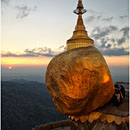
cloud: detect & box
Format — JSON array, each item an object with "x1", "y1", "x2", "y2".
[
  {"x1": 86, "y1": 14, "x2": 114, "y2": 23},
  {"x1": 16, "y1": 5, "x2": 37, "y2": 19},
  {"x1": 1, "y1": 52, "x2": 36, "y2": 57},
  {"x1": 86, "y1": 15, "x2": 102, "y2": 23},
  {"x1": 95, "y1": 40, "x2": 128, "y2": 56},
  {"x1": 86, "y1": 16, "x2": 96, "y2": 23},
  {"x1": 87, "y1": 9, "x2": 98, "y2": 14},
  {"x1": 91, "y1": 26, "x2": 129, "y2": 46},
  {"x1": 97, "y1": 16, "x2": 102, "y2": 20},
  {"x1": 94, "y1": 39, "x2": 128, "y2": 56},
  {"x1": 101, "y1": 17, "x2": 113, "y2": 21},
  {"x1": 87, "y1": 9, "x2": 103, "y2": 14},
  {"x1": 117, "y1": 37, "x2": 126, "y2": 45},
  {"x1": 1, "y1": 0, "x2": 37, "y2": 19},
  {"x1": 120, "y1": 27, "x2": 129, "y2": 38},
  {"x1": 91, "y1": 25, "x2": 118, "y2": 40},
  {"x1": 2, "y1": 52, "x2": 18, "y2": 57},
  {"x1": 117, "y1": 26, "x2": 129, "y2": 45},
  {"x1": 90, "y1": 25, "x2": 129, "y2": 56},
  {"x1": 2, "y1": 46, "x2": 66, "y2": 58},
  {"x1": 119, "y1": 15, "x2": 128, "y2": 19},
  {"x1": 110, "y1": 38, "x2": 116, "y2": 43},
  {"x1": 1, "y1": 0, "x2": 9, "y2": 4},
  {"x1": 24, "y1": 47, "x2": 55, "y2": 57},
  {"x1": 101, "y1": 48, "x2": 129, "y2": 56},
  {"x1": 99, "y1": 38, "x2": 112, "y2": 49},
  {"x1": 2, "y1": 42, "x2": 129, "y2": 57},
  {"x1": 59, "y1": 45, "x2": 64, "y2": 49}
]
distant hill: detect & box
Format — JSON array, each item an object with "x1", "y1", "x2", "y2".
[
  {"x1": 2, "y1": 80, "x2": 67, "y2": 130},
  {"x1": 1, "y1": 75, "x2": 45, "y2": 83}
]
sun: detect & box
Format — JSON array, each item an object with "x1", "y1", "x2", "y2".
[{"x1": 8, "y1": 66, "x2": 12, "y2": 70}]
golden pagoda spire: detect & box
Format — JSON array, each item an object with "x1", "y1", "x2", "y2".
[{"x1": 66, "y1": 0, "x2": 94, "y2": 51}]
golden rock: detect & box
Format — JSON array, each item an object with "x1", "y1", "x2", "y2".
[{"x1": 46, "y1": 47, "x2": 115, "y2": 116}]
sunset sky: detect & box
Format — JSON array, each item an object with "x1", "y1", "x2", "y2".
[{"x1": 1, "y1": 0, "x2": 129, "y2": 82}]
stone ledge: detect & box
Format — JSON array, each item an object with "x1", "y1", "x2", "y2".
[{"x1": 32, "y1": 120, "x2": 71, "y2": 130}]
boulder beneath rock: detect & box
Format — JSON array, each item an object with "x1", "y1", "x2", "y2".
[
  {"x1": 46, "y1": 47, "x2": 115, "y2": 116},
  {"x1": 71, "y1": 120, "x2": 129, "y2": 130},
  {"x1": 69, "y1": 96, "x2": 129, "y2": 130}
]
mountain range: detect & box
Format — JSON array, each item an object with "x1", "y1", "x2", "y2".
[{"x1": 2, "y1": 80, "x2": 67, "y2": 130}]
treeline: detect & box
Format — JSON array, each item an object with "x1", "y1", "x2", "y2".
[{"x1": 2, "y1": 80, "x2": 67, "y2": 130}]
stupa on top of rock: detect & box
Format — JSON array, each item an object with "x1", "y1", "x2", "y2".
[
  {"x1": 46, "y1": 0, "x2": 115, "y2": 116},
  {"x1": 44, "y1": 0, "x2": 129, "y2": 130},
  {"x1": 67, "y1": 0, "x2": 94, "y2": 50}
]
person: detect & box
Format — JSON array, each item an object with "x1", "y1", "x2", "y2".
[
  {"x1": 114, "y1": 84, "x2": 119, "y2": 89},
  {"x1": 112, "y1": 84, "x2": 126, "y2": 106},
  {"x1": 119, "y1": 85, "x2": 125, "y2": 104},
  {"x1": 112, "y1": 84, "x2": 121, "y2": 106},
  {"x1": 120, "y1": 85, "x2": 125, "y2": 98}
]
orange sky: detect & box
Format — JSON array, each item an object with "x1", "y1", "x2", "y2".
[
  {"x1": 1, "y1": 56, "x2": 52, "y2": 67},
  {"x1": 104, "y1": 55, "x2": 129, "y2": 66},
  {"x1": 1, "y1": 55, "x2": 129, "y2": 67}
]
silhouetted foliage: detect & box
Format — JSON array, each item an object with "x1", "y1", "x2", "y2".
[{"x1": 2, "y1": 80, "x2": 67, "y2": 130}]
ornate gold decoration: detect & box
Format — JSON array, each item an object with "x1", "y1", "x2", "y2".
[
  {"x1": 68, "y1": 112, "x2": 129, "y2": 125},
  {"x1": 66, "y1": 0, "x2": 94, "y2": 50}
]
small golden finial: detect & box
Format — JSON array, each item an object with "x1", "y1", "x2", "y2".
[
  {"x1": 74, "y1": 0, "x2": 86, "y2": 15},
  {"x1": 66, "y1": 0, "x2": 94, "y2": 51}
]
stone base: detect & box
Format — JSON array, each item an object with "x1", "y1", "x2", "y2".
[{"x1": 70, "y1": 120, "x2": 129, "y2": 130}]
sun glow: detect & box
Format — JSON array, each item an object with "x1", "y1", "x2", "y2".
[{"x1": 8, "y1": 66, "x2": 12, "y2": 70}]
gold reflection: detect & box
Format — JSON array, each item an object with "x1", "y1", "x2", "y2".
[{"x1": 103, "y1": 73, "x2": 110, "y2": 83}]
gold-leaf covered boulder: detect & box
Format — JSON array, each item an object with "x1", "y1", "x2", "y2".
[{"x1": 46, "y1": 46, "x2": 115, "y2": 116}]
